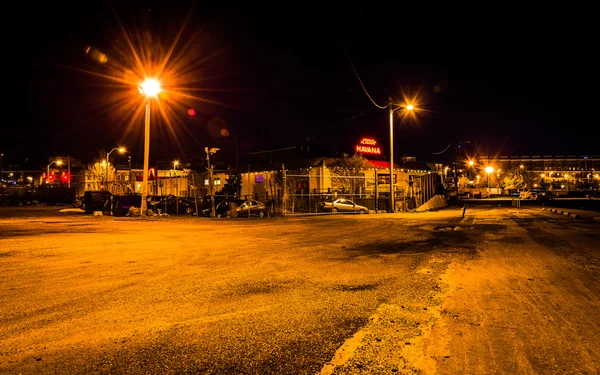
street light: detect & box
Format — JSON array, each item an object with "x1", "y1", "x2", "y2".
[
  {"x1": 468, "y1": 160, "x2": 474, "y2": 179},
  {"x1": 46, "y1": 160, "x2": 62, "y2": 184},
  {"x1": 388, "y1": 99, "x2": 415, "y2": 213},
  {"x1": 105, "y1": 147, "x2": 126, "y2": 191},
  {"x1": 138, "y1": 79, "x2": 162, "y2": 216},
  {"x1": 172, "y1": 160, "x2": 180, "y2": 213},
  {"x1": 172, "y1": 160, "x2": 179, "y2": 196},
  {"x1": 485, "y1": 166, "x2": 494, "y2": 197},
  {"x1": 205, "y1": 148, "x2": 219, "y2": 218}
]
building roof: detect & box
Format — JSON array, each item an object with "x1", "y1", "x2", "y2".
[{"x1": 367, "y1": 160, "x2": 432, "y2": 172}]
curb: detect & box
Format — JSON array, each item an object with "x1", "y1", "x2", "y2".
[{"x1": 545, "y1": 208, "x2": 586, "y2": 220}]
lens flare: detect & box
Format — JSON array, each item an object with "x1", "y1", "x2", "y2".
[{"x1": 57, "y1": 4, "x2": 246, "y2": 158}]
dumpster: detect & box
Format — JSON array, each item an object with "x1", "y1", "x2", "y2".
[
  {"x1": 116, "y1": 194, "x2": 142, "y2": 216},
  {"x1": 83, "y1": 191, "x2": 112, "y2": 215}
]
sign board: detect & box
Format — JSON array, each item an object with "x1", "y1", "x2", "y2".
[{"x1": 355, "y1": 138, "x2": 381, "y2": 155}]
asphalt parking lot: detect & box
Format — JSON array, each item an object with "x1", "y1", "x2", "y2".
[{"x1": 1, "y1": 204, "x2": 599, "y2": 374}]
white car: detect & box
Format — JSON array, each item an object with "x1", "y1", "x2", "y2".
[{"x1": 320, "y1": 199, "x2": 369, "y2": 213}]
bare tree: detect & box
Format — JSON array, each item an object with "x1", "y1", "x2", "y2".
[
  {"x1": 502, "y1": 173, "x2": 526, "y2": 191},
  {"x1": 86, "y1": 162, "x2": 115, "y2": 191},
  {"x1": 326, "y1": 154, "x2": 370, "y2": 195}
]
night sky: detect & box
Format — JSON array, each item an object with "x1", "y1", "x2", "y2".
[{"x1": 3, "y1": 2, "x2": 598, "y2": 169}]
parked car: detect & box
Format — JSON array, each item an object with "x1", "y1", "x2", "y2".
[
  {"x1": 319, "y1": 199, "x2": 369, "y2": 213},
  {"x1": 236, "y1": 199, "x2": 267, "y2": 218},
  {"x1": 537, "y1": 190, "x2": 554, "y2": 200},
  {"x1": 201, "y1": 199, "x2": 232, "y2": 218},
  {"x1": 519, "y1": 191, "x2": 537, "y2": 200},
  {"x1": 149, "y1": 195, "x2": 197, "y2": 215}
]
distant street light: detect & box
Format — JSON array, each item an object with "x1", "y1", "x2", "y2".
[
  {"x1": 172, "y1": 160, "x2": 179, "y2": 213},
  {"x1": 46, "y1": 160, "x2": 62, "y2": 184},
  {"x1": 138, "y1": 79, "x2": 162, "y2": 216},
  {"x1": 105, "y1": 147, "x2": 126, "y2": 191},
  {"x1": 468, "y1": 160, "x2": 475, "y2": 179},
  {"x1": 485, "y1": 166, "x2": 494, "y2": 197},
  {"x1": 205, "y1": 148, "x2": 219, "y2": 218},
  {"x1": 388, "y1": 99, "x2": 415, "y2": 213}
]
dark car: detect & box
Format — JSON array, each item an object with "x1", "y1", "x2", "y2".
[
  {"x1": 537, "y1": 191, "x2": 554, "y2": 200},
  {"x1": 149, "y1": 195, "x2": 197, "y2": 215},
  {"x1": 201, "y1": 200, "x2": 232, "y2": 218},
  {"x1": 236, "y1": 199, "x2": 267, "y2": 218}
]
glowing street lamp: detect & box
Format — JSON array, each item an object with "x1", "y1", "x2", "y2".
[
  {"x1": 46, "y1": 160, "x2": 62, "y2": 184},
  {"x1": 172, "y1": 160, "x2": 180, "y2": 198},
  {"x1": 468, "y1": 160, "x2": 474, "y2": 179},
  {"x1": 138, "y1": 79, "x2": 162, "y2": 216},
  {"x1": 389, "y1": 100, "x2": 415, "y2": 212},
  {"x1": 485, "y1": 166, "x2": 494, "y2": 197},
  {"x1": 105, "y1": 147, "x2": 126, "y2": 191}
]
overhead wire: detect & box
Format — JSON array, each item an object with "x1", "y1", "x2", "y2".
[
  {"x1": 432, "y1": 143, "x2": 453, "y2": 155},
  {"x1": 336, "y1": 108, "x2": 371, "y2": 124},
  {"x1": 342, "y1": 40, "x2": 388, "y2": 110}
]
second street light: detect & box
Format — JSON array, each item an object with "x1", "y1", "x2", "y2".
[
  {"x1": 485, "y1": 166, "x2": 494, "y2": 198},
  {"x1": 138, "y1": 79, "x2": 161, "y2": 216},
  {"x1": 46, "y1": 160, "x2": 62, "y2": 184},
  {"x1": 105, "y1": 147, "x2": 126, "y2": 191},
  {"x1": 389, "y1": 99, "x2": 414, "y2": 213}
]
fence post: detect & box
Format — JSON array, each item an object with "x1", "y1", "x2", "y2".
[
  {"x1": 282, "y1": 164, "x2": 286, "y2": 216},
  {"x1": 374, "y1": 170, "x2": 378, "y2": 213}
]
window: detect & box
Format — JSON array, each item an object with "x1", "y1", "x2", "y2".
[
  {"x1": 206, "y1": 178, "x2": 221, "y2": 185},
  {"x1": 377, "y1": 174, "x2": 397, "y2": 184},
  {"x1": 255, "y1": 174, "x2": 264, "y2": 183}
]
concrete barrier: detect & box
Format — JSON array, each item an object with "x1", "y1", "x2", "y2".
[
  {"x1": 569, "y1": 213, "x2": 580, "y2": 219},
  {"x1": 416, "y1": 195, "x2": 448, "y2": 212}
]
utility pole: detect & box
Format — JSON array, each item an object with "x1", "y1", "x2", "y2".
[
  {"x1": 67, "y1": 156, "x2": 71, "y2": 188},
  {"x1": 455, "y1": 141, "x2": 470, "y2": 195},
  {"x1": 205, "y1": 147, "x2": 219, "y2": 218},
  {"x1": 128, "y1": 156, "x2": 132, "y2": 193},
  {"x1": 388, "y1": 97, "x2": 394, "y2": 213},
  {"x1": 282, "y1": 164, "x2": 286, "y2": 215}
]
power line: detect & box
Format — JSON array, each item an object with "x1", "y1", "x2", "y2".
[
  {"x1": 432, "y1": 143, "x2": 452, "y2": 155},
  {"x1": 342, "y1": 40, "x2": 388, "y2": 110},
  {"x1": 336, "y1": 108, "x2": 371, "y2": 124}
]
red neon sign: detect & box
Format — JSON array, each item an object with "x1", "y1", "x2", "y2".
[{"x1": 356, "y1": 138, "x2": 381, "y2": 155}]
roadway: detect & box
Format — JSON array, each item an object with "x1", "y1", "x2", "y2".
[{"x1": 0, "y1": 205, "x2": 598, "y2": 374}]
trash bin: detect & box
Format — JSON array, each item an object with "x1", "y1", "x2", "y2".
[
  {"x1": 118, "y1": 194, "x2": 142, "y2": 216},
  {"x1": 83, "y1": 191, "x2": 112, "y2": 215}
]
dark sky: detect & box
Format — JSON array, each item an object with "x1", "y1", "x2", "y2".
[{"x1": 2, "y1": 2, "x2": 598, "y2": 169}]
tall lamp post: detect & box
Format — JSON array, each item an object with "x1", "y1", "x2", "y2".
[
  {"x1": 388, "y1": 99, "x2": 414, "y2": 213},
  {"x1": 138, "y1": 79, "x2": 161, "y2": 216},
  {"x1": 205, "y1": 147, "x2": 220, "y2": 218},
  {"x1": 485, "y1": 166, "x2": 494, "y2": 198},
  {"x1": 468, "y1": 160, "x2": 475, "y2": 180},
  {"x1": 105, "y1": 147, "x2": 126, "y2": 191},
  {"x1": 172, "y1": 160, "x2": 179, "y2": 196},
  {"x1": 47, "y1": 160, "x2": 62, "y2": 184},
  {"x1": 173, "y1": 160, "x2": 179, "y2": 214}
]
